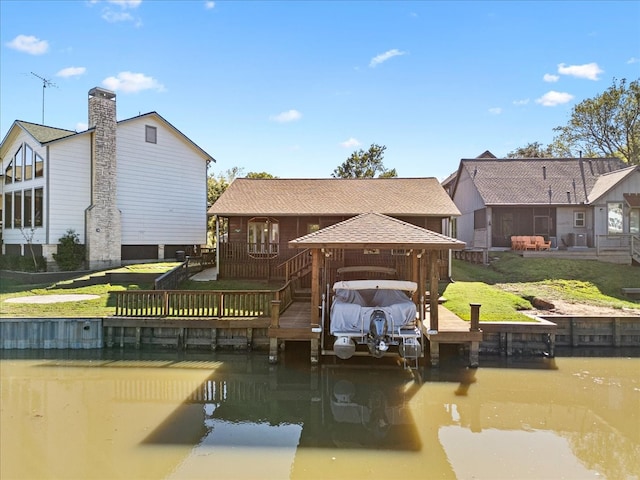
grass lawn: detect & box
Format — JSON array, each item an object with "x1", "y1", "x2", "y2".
[
  {"x1": 1, "y1": 253, "x2": 639, "y2": 319},
  {"x1": 444, "y1": 252, "x2": 640, "y2": 320}
]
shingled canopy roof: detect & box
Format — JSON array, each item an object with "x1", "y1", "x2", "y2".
[
  {"x1": 208, "y1": 177, "x2": 460, "y2": 217},
  {"x1": 288, "y1": 212, "x2": 465, "y2": 250},
  {"x1": 453, "y1": 157, "x2": 627, "y2": 206}
]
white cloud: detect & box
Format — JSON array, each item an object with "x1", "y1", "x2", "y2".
[
  {"x1": 557, "y1": 62, "x2": 603, "y2": 80},
  {"x1": 95, "y1": 0, "x2": 142, "y2": 23},
  {"x1": 56, "y1": 66, "x2": 86, "y2": 78},
  {"x1": 107, "y1": 0, "x2": 141, "y2": 7},
  {"x1": 513, "y1": 98, "x2": 530, "y2": 106},
  {"x1": 6, "y1": 34, "x2": 49, "y2": 55},
  {"x1": 340, "y1": 137, "x2": 361, "y2": 148},
  {"x1": 488, "y1": 107, "x2": 502, "y2": 115},
  {"x1": 535, "y1": 90, "x2": 574, "y2": 107},
  {"x1": 102, "y1": 10, "x2": 134, "y2": 22},
  {"x1": 269, "y1": 109, "x2": 302, "y2": 123},
  {"x1": 102, "y1": 71, "x2": 165, "y2": 93},
  {"x1": 205, "y1": 1, "x2": 215, "y2": 9},
  {"x1": 369, "y1": 49, "x2": 407, "y2": 67},
  {"x1": 543, "y1": 73, "x2": 559, "y2": 83},
  {"x1": 627, "y1": 57, "x2": 639, "y2": 64}
]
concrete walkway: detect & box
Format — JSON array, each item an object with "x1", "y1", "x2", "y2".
[
  {"x1": 190, "y1": 268, "x2": 217, "y2": 281},
  {"x1": 5, "y1": 294, "x2": 100, "y2": 304}
]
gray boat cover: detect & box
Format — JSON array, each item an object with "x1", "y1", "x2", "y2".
[{"x1": 330, "y1": 287, "x2": 417, "y2": 334}]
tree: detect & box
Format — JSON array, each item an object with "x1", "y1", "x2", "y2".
[
  {"x1": 332, "y1": 144, "x2": 397, "y2": 178},
  {"x1": 246, "y1": 171, "x2": 277, "y2": 179},
  {"x1": 506, "y1": 142, "x2": 555, "y2": 158},
  {"x1": 552, "y1": 77, "x2": 640, "y2": 164}
]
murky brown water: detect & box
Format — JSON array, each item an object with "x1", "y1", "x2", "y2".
[{"x1": 1, "y1": 346, "x2": 639, "y2": 480}]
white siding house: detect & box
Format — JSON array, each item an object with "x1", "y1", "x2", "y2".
[{"x1": 1, "y1": 87, "x2": 214, "y2": 270}]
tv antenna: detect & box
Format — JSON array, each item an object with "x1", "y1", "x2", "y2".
[{"x1": 30, "y1": 72, "x2": 57, "y2": 124}]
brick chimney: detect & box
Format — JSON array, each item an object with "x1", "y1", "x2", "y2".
[{"x1": 85, "y1": 87, "x2": 122, "y2": 269}]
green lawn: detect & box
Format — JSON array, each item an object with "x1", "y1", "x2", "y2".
[
  {"x1": 444, "y1": 252, "x2": 640, "y2": 320},
  {"x1": 1, "y1": 253, "x2": 639, "y2": 319}
]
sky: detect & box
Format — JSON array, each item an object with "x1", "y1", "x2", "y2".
[{"x1": 1, "y1": 1, "x2": 639, "y2": 181}]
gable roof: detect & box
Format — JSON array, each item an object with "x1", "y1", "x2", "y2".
[
  {"x1": 588, "y1": 165, "x2": 639, "y2": 203},
  {"x1": 289, "y1": 212, "x2": 466, "y2": 250},
  {"x1": 453, "y1": 157, "x2": 627, "y2": 206},
  {"x1": 208, "y1": 177, "x2": 460, "y2": 217},
  {"x1": 2, "y1": 112, "x2": 214, "y2": 165}
]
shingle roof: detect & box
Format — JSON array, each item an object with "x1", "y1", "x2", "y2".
[
  {"x1": 289, "y1": 212, "x2": 466, "y2": 250},
  {"x1": 624, "y1": 193, "x2": 640, "y2": 207},
  {"x1": 588, "y1": 166, "x2": 638, "y2": 203},
  {"x1": 17, "y1": 121, "x2": 77, "y2": 143},
  {"x1": 457, "y1": 157, "x2": 627, "y2": 205},
  {"x1": 208, "y1": 177, "x2": 460, "y2": 216}
]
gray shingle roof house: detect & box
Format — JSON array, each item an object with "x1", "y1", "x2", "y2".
[
  {"x1": 207, "y1": 177, "x2": 462, "y2": 280},
  {"x1": 447, "y1": 156, "x2": 639, "y2": 260}
]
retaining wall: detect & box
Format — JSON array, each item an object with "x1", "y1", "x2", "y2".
[{"x1": 0, "y1": 318, "x2": 102, "y2": 349}]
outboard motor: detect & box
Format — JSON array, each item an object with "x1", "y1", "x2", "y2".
[{"x1": 367, "y1": 309, "x2": 390, "y2": 358}]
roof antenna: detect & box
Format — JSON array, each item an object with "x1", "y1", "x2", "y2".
[{"x1": 30, "y1": 72, "x2": 57, "y2": 124}]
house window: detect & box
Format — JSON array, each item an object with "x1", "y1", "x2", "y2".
[
  {"x1": 607, "y1": 202, "x2": 623, "y2": 234},
  {"x1": 308, "y1": 223, "x2": 319, "y2": 234},
  {"x1": 4, "y1": 159, "x2": 12, "y2": 184},
  {"x1": 474, "y1": 208, "x2": 486, "y2": 229},
  {"x1": 14, "y1": 191, "x2": 22, "y2": 228},
  {"x1": 574, "y1": 211, "x2": 585, "y2": 228},
  {"x1": 145, "y1": 125, "x2": 157, "y2": 144},
  {"x1": 34, "y1": 188, "x2": 43, "y2": 227},
  {"x1": 35, "y1": 153, "x2": 44, "y2": 177},
  {"x1": 24, "y1": 189, "x2": 32, "y2": 227},
  {"x1": 13, "y1": 146, "x2": 23, "y2": 183},
  {"x1": 4, "y1": 193, "x2": 12, "y2": 228},
  {"x1": 631, "y1": 210, "x2": 639, "y2": 235},
  {"x1": 24, "y1": 144, "x2": 33, "y2": 181},
  {"x1": 247, "y1": 217, "x2": 279, "y2": 255}
]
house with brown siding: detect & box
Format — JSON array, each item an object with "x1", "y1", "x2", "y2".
[{"x1": 207, "y1": 177, "x2": 461, "y2": 281}]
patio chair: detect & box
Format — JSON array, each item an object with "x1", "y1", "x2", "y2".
[{"x1": 535, "y1": 236, "x2": 551, "y2": 251}]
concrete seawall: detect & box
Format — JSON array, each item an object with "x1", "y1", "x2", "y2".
[{"x1": 0, "y1": 318, "x2": 102, "y2": 349}]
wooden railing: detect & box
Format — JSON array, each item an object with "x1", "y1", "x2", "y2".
[
  {"x1": 276, "y1": 248, "x2": 311, "y2": 282},
  {"x1": 153, "y1": 249, "x2": 217, "y2": 290},
  {"x1": 112, "y1": 280, "x2": 295, "y2": 318},
  {"x1": 113, "y1": 289, "x2": 274, "y2": 317}
]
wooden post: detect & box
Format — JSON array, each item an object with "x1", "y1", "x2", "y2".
[
  {"x1": 470, "y1": 303, "x2": 481, "y2": 332},
  {"x1": 311, "y1": 249, "x2": 321, "y2": 326},
  {"x1": 270, "y1": 299, "x2": 281, "y2": 329},
  {"x1": 429, "y1": 251, "x2": 439, "y2": 332}
]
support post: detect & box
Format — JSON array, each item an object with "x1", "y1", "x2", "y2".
[
  {"x1": 429, "y1": 251, "x2": 439, "y2": 332},
  {"x1": 470, "y1": 303, "x2": 481, "y2": 332}
]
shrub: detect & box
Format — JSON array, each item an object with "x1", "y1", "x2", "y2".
[
  {"x1": 53, "y1": 229, "x2": 86, "y2": 271},
  {"x1": 0, "y1": 254, "x2": 46, "y2": 272}
]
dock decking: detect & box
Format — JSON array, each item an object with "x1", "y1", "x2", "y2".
[{"x1": 270, "y1": 301, "x2": 482, "y2": 366}]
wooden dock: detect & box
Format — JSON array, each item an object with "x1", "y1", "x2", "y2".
[
  {"x1": 424, "y1": 305, "x2": 483, "y2": 367},
  {"x1": 269, "y1": 301, "x2": 482, "y2": 367}
]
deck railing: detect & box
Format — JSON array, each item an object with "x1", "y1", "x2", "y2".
[{"x1": 112, "y1": 280, "x2": 294, "y2": 318}]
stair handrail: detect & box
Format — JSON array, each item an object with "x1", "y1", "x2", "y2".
[
  {"x1": 632, "y1": 235, "x2": 640, "y2": 262},
  {"x1": 276, "y1": 248, "x2": 312, "y2": 282}
]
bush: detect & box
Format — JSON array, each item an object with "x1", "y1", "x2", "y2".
[
  {"x1": 0, "y1": 254, "x2": 46, "y2": 272},
  {"x1": 53, "y1": 229, "x2": 86, "y2": 271}
]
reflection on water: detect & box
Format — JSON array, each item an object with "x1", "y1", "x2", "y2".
[{"x1": 1, "y1": 346, "x2": 639, "y2": 480}]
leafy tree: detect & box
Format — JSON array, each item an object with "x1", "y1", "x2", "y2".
[
  {"x1": 552, "y1": 77, "x2": 640, "y2": 164},
  {"x1": 332, "y1": 143, "x2": 397, "y2": 178},
  {"x1": 246, "y1": 171, "x2": 277, "y2": 179},
  {"x1": 506, "y1": 142, "x2": 555, "y2": 158}
]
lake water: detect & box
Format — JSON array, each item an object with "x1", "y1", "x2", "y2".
[{"x1": 1, "y1": 345, "x2": 638, "y2": 480}]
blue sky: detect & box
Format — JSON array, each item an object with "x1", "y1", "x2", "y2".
[{"x1": 1, "y1": 1, "x2": 639, "y2": 181}]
